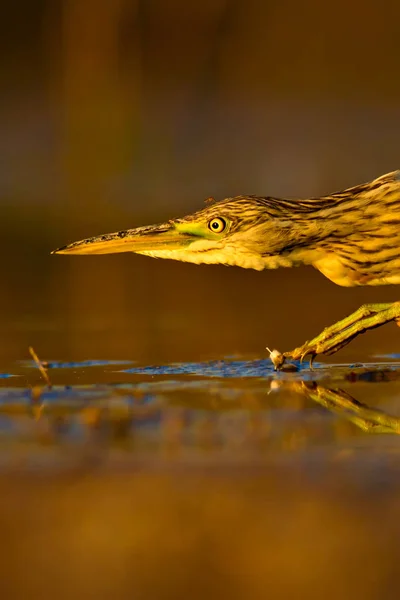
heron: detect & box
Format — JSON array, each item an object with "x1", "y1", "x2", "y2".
[{"x1": 52, "y1": 170, "x2": 400, "y2": 370}]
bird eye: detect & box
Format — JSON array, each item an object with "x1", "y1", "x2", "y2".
[{"x1": 208, "y1": 217, "x2": 226, "y2": 233}]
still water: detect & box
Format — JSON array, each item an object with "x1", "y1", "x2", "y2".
[{"x1": 1, "y1": 346, "x2": 400, "y2": 598}]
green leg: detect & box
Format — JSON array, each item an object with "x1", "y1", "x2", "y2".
[{"x1": 282, "y1": 302, "x2": 400, "y2": 366}]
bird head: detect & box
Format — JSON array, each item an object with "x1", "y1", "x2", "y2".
[
  {"x1": 52, "y1": 171, "x2": 400, "y2": 286},
  {"x1": 52, "y1": 197, "x2": 302, "y2": 271}
]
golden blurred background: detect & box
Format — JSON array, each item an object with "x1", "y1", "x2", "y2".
[{"x1": 2, "y1": 0, "x2": 400, "y2": 366}]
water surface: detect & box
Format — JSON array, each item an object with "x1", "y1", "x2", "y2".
[{"x1": 1, "y1": 342, "x2": 400, "y2": 600}]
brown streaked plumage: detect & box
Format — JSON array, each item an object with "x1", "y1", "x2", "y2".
[{"x1": 52, "y1": 170, "x2": 400, "y2": 369}]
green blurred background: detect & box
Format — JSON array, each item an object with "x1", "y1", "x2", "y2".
[{"x1": 2, "y1": 0, "x2": 400, "y2": 365}]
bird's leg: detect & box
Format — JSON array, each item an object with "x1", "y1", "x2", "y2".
[{"x1": 282, "y1": 302, "x2": 400, "y2": 365}]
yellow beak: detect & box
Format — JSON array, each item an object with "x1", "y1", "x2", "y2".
[{"x1": 51, "y1": 222, "x2": 195, "y2": 255}]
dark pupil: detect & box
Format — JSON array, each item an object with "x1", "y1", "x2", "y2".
[{"x1": 212, "y1": 221, "x2": 220, "y2": 229}]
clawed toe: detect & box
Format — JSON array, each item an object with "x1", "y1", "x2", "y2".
[
  {"x1": 269, "y1": 302, "x2": 400, "y2": 371},
  {"x1": 278, "y1": 343, "x2": 316, "y2": 370},
  {"x1": 300, "y1": 350, "x2": 316, "y2": 369},
  {"x1": 281, "y1": 337, "x2": 341, "y2": 370}
]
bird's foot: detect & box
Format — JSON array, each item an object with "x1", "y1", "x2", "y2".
[{"x1": 269, "y1": 302, "x2": 400, "y2": 371}]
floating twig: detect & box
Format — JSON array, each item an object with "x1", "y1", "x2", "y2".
[{"x1": 29, "y1": 346, "x2": 52, "y2": 387}]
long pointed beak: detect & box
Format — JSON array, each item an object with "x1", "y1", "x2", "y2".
[{"x1": 51, "y1": 222, "x2": 194, "y2": 255}]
